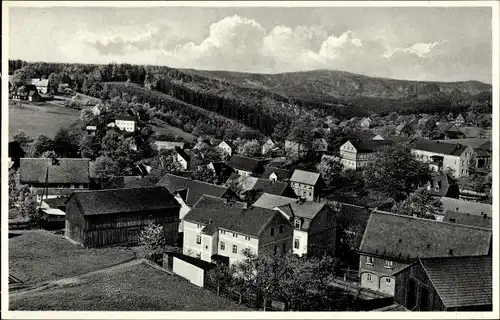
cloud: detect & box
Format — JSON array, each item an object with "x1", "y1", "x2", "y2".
[{"x1": 72, "y1": 14, "x2": 456, "y2": 80}]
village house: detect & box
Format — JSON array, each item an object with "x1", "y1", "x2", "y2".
[
  {"x1": 393, "y1": 256, "x2": 492, "y2": 311},
  {"x1": 216, "y1": 140, "x2": 233, "y2": 158},
  {"x1": 411, "y1": 140, "x2": 473, "y2": 178},
  {"x1": 435, "y1": 122, "x2": 465, "y2": 140},
  {"x1": 284, "y1": 140, "x2": 308, "y2": 158},
  {"x1": 436, "y1": 138, "x2": 492, "y2": 173},
  {"x1": 260, "y1": 166, "x2": 292, "y2": 182},
  {"x1": 424, "y1": 172, "x2": 460, "y2": 199},
  {"x1": 182, "y1": 195, "x2": 294, "y2": 265},
  {"x1": 31, "y1": 78, "x2": 49, "y2": 94},
  {"x1": 227, "y1": 155, "x2": 265, "y2": 177},
  {"x1": 313, "y1": 137, "x2": 328, "y2": 153},
  {"x1": 440, "y1": 196, "x2": 492, "y2": 219},
  {"x1": 174, "y1": 147, "x2": 204, "y2": 171},
  {"x1": 339, "y1": 139, "x2": 394, "y2": 170},
  {"x1": 12, "y1": 84, "x2": 39, "y2": 100},
  {"x1": 254, "y1": 193, "x2": 336, "y2": 257},
  {"x1": 290, "y1": 169, "x2": 325, "y2": 201},
  {"x1": 154, "y1": 141, "x2": 185, "y2": 152},
  {"x1": 261, "y1": 138, "x2": 277, "y2": 155},
  {"x1": 358, "y1": 211, "x2": 492, "y2": 296},
  {"x1": 114, "y1": 115, "x2": 137, "y2": 132},
  {"x1": 156, "y1": 173, "x2": 239, "y2": 233},
  {"x1": 360, "y1": 117, "x2": 373, "y2": 129},
  {"x1": 226, "y1": 173, "x2": 297, "y2": 200},
  {"x1": 454, "y1": 114, "x2": 466, "y2": 127},
  {"x1": 193, "y1": 139, "x2": 212, "y2": 151},
  {"x1": 207, "y1": 161, "x2": 236, "y2": 182},
  {"x1": 395, "y1": 121, "x2": 416, "y2": 137},
  {"x1": 442, "y1": 209, "x2": 491, "y2": 229},
  {"x1": 65, "y1": 186, "x2": 181, "y2": 248},
  {"x1": 19, "y1": 158, "x2": 91, "y2": 200}
]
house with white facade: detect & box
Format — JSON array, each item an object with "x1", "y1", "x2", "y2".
[
  {"x1": 261, "y1": 138, "x2": 277, "y2": 155},
  {"x1": 216, "y1": 141, "x2": 233, "y2": 158},
  {"x1": 254, "y1": 193, "x2": 336, "y2": 257},
  {"x1": 290, "y1": 169, "x2": 325, "y2": 202},
  {"x1": 411, "y1": 140, "x2": 474, "y2": 178},
  {"x1": 31, "y1": 78, "x2": 49, "y2": 94},
  {"x1": 360, "y1": 117, "x2": 373, "y2": 129},
  {"x1": 227, "y1": 155, "x2": 265, "y2": 177},
  {"x1": 115, "y1": 115, "x2": 137, "y2": 132},
  {"x1": 183, "y1": 195, "x2": 294, "y2": 265},
  {"x1": 156, "y1": 173, "x2": 239, "y2": 233},
  {"x1": 339, "y1": 139, "x2": 394, "y2": 170}
]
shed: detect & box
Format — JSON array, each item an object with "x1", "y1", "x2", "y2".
[
  {"x1": 163, "y1": 252, "x2": 216, "y2": 287},
  {"x1": 65, "y1": 186, "x2": 181, "y2": 248}
]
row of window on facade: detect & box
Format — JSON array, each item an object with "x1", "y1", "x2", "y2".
[
  {"x1": 195, "y1": 224, "x2": 286, "y2": 238},
  {"x1": 366, "y1": 256, "x2": 394, "y2": 268},
  {"x1": 366, "y1": 273, "x2": 392, "y2": 285},
  {"x1": 291, "y1": 182, "x2": 313, "y2": 189},
  {"x1": 55, "y1": 184, "x2": 86, "y2": 189}
]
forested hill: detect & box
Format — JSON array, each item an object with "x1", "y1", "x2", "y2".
[{"x1": 9, "y1": 60, "x2": 492, "y2": 137}]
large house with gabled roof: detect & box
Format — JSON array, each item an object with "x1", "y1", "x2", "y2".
[
  {"x1": 227, "y1": 155, "x2": 265, "y2": 177},
  {"x1": 182, "y1": 195, "x2": 294, "y2": 265},
  {"x1": 358, "y1": 210, "x2": 492, "y2": 296},
  {"x1": 339, "y1": 139, "x2": 394, "y2": 170},
  {"x1": 290, "y1": 169, "x2": 324, "y2": 201}
]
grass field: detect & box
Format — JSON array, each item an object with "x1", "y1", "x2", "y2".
[
  {"x1": 9, "y1": 231, "x2": 135, "y2": 284},
  {"x1": 10, "y1": 261, "x2": 249, "y2": 311},
  {"x1": 151, "y1": 119, "x2": 197, "y2": 142},
  {"x1": 8, "y1": 101, "x2": 81, "y2": 139}
]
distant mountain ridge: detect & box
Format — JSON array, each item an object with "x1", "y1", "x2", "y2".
[{"x1": 181, "y1": 68, "x2": 491, "y2": 101}]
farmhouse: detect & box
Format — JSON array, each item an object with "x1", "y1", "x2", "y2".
[
  {"x1": 411, "y1": 140, "x2": 473, "y2": 178},
  {"x1": 254, "y1": 193, "x2": 336, "y2": 257},
  {"x1": 19, "y1": 158, "x2": 91, "y2": 199},
  {"x1": 290, "y1": 169, "x2": 324, "y2": 202},
  {"x1": 395, "y1": 121, "x2": 416, "y2": 137},
  {"x1": 454, "y1": 114, "x2": 466, "y2": 127},
  {"x1": 183, "y1": 195, "x2": 294, "y2": 265},
  {"x1": 440, "y1": 196, "x2": 492, "y2": 218},
  {"x1": 393, "y1": 256, "x2": 492, "y2": 311},
  {"x1": 156, "y1": 173, "x2": 239, "y2": 232},
  {"x1": 358, "y1": 211, "x2": 492, "y2": 296},
  {"x1": 435, "y1": 122, "x2": 465, "y2": 140},
  {"x1": 261, "y1": 138, "x2": 277, "y2": 155},
  {"x1": 339, "y1": 139, "x2": 394, "y2": 170},
  {"x1": 436, "y1": 138, "x2": 492, "y2": 172},
  {"x1": 12, "y1": 85, "x2": 38, "y2": 100},
  {"x1": 227, "y1": 155, "x2": 265, "y2": 177},
  {"x1": 31, "y1": 78, "x2": 49, "y2": 94},
  {"x1": 360, "y1": 117, "x2": 373, "y2": 129},
  {"x1": 260, "y1": 166, "x2": 292, "y2": 182},
  {"x1": 115, "y1": 115, "x2": 137, "y2": 132},
  {"x1": 65, "y1": 186, "x2": 181, "y2": 248},
  {"x1": 216, "y1": 140, "x2": 233, "y2": 158}
]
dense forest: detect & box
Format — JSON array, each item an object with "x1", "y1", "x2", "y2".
[{"x1": 9, "y1": 59, "x2": 492, "y2": 138}]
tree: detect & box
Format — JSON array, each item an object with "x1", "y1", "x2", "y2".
[
  {"x1": 206, "y1": 262, "x2": 236, "y2": 290},
  {"x1": 79, "y1": 132, "x2": 101, "y2": 159},
  {"x1": 47, "y1": 72, "x2": 60, "y2": 94},
  {"x1": 271, "y1": 121, "x2": 289, "y2": 143},
  {"x1": 138, "y1": 223, "x2": 166, "y2": 263},
  {"x1": 317, "y1": 156, "x2": 343, "y2": 185},
  {"x1": 30, "y1": 135, "x2": 54, "y2": 158},
  {"x1": 13, "y1": 130, "x2": 33, "y2": 151},
  {"x1": 464, "y1": 174, "x2": 491, "y2": 194},
  {"x1": 421, "y1": 117, "x2": 440, "y2": 139},
  {"x1": 237, "y1": 140, "x2": 261, "y2": 157},
  {"x1": 287, "y1": 115, "x2": 315, "y2": 153},
  {"x1": 53, "y1": 127, "x2": 79, "y2": 157},
  {"x1": 94, "y1": 156, "x2": 122, "y2": 189},
  {"x1": 191, "y1": 165, "x2": 217, "y2": 184},
  {"x1": 363, "y1": 144, "x2": 430, "y2": 201},
  {"x1": 391, "y1": 189, "x2": 441, "y2": 220},
  {"x1": 11, "y1": 67, "x2": 33, "y2": 89}
]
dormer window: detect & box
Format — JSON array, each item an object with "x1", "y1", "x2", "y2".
[{"x1": 294, "y1": 219, "x2": 301, "y2": 229}]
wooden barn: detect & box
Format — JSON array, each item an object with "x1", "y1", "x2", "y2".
[{"x1": 65, "y1": 186, "x2": 181, "y2": 248}]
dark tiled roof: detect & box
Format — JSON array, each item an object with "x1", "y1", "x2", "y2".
[
  {"x1": 348, "y1": 139, "x2": 394, "y2": 152},
  {"x1": 440, "y1": 197, "x2": 492, "y2": 217},
  {"x1": 359, "y1": 211, "x2": 491, "y2": 262},
  {"x1": 437, "y1": 122, "x2": 461, "y2": 133},
  {"x1": 253, "y1": 193, "x2": 297, "y2": 209},
  {"x1": 443, "y1": 210, "x2": 492, "y2": 229},
  {"x1": 175, "y1": 146, "x2": 191, "y2": 162},
  {"x1": 115, "y1": 115, "x2": 137, "y2": 121},
  {"x1": 227, "y1": 155, "x2": 263, "y2": 173},
  {"x1": 183, "y1": 195, "x2": 287, "y2": 237},
  {"x1": 20, "y1": 158, "x2": 91, "y2": 184},
  {"x1": 156, "y1": 173, "x2": 234, "y2": 207},
  {"x1": 412, "y1": 140, "x2": 468, "y2": 156},
  {"x1": 260, "y1": 166, "x2": 292, "y2": 181},
  {"x1": 251, "y1": 179, "x2": 292, "y2": 197},
  {"x1": 405, "y1": 256, "x2": 492, "y2": 308},
  {"x1": 436, "y1": 138, "x2": 491, "y2": 150},
  {"x1": 426, "y1": 173, "x2": 456, "y2": 197},
  {"x1": 69, "y1": 186, "x2": 180, "y2": 216}
]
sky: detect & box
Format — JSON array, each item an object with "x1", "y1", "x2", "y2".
[{"x1": 8, "y1": 6, "x2": 493, "y2": 83}]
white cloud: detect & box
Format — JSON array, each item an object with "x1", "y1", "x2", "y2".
[{"x1": 385, "y1": 41, "x2": 441, "y2": 58}]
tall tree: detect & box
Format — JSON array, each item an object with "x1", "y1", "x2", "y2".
[
  {"x1": 237, "y1": 140, "x2": 261, "y2": 157},
  {"x1": 391, "y1": 189, "x2": 441, "y2": 220},
  {"x1": 363, "y1": 144, "x2": 430, "y2": 201},
  {"x1": 30, "y1": 135, "x2": 54, "y2": 158},
  {"x1": 317, "y1": 156, "x2": 343, "y2": 185}
]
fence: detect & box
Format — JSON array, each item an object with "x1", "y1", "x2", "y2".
[{"x1": 204, "y1": 280, "x2": 287, "y2": 311}]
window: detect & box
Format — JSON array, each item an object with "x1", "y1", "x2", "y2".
[
  {"x1": 196, "y1": 253, "x2": 201, "y2": 259},
  {"x1": 294, "y1": 219, "x2": 301, "y2": 229},
  {"x1": 279, "y1": 225, "x2": 285, "y2": 234},
  {"x1": 220, "y1": 230, "x2": 226, "y2": 235},
  {"x1": 220, "y1": 241, "x2": 225, "y2": 250},
  {"x1": 384, "y1": 260, "x2": 393, "y2": 269},
  {"x1": 233, "y1": 233, "x2": 238, "y2": 238},
  {"x1": 58, "y1": 184, "x2": 63, "y2": 189},
  {"x1": 79, "y1": 184, "x2": 84, "y2": 189},
  {"x1": 366, "y1": 256, "x2": 374, "y2": 265},
  {"x1": 245, "y1": 236, "x2": 250, "y2": 241},
  {"x1": 197, "y1": 224, "x2": 202, "y2": 228},
  {"x1": 294, "y1": 238, "x2": 300, "y2": 249},
  {"x1": 232, "y1": 245, "x2": 238, "y2": 254},
  {"x1": 270, "y1": 227, "x2": 275, "y2": 236},
  {"x1": 70, "y1": 184, "x2": 75, "y2": 189},
  {"x1": 196, "y1": 234, "x2": 201, "y2": 244},
  {"x1": 367, "y1": 274, "x2": 372, "y2": 282},
  {"x1": 385, "y1": 278, "x2": 391, "y2": 284}
]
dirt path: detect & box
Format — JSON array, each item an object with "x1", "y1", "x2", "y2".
[{"x1": 9, "y1": 258, "x2": 148, "y2": 298}]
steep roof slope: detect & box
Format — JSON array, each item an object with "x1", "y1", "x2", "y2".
[{"x1": 20, "y1": 158, "x2": 91, "y2": 184}]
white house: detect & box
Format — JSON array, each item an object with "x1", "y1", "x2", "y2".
[
  {"x1": 183, "y1": 196, "x2": 294, "y2": 265},
  {"x1": 253, "y1": 193, "x2": 336, "y2": 257},
  {"x1": 261, "y1": 138, "x2": 277, "y2": 155},
  {"x1": 217, "y1": 141, "x2": 233, "y2": 158},
  {"x1": 360, "y1": 117, "x2": 373, "y2": 129},
  {"x1": 31, "y1": 78, "x2": 49, "y2": 94},
  {"x1": 115, "y1": 115, "x2": 137, "y2": 132},
  {"x1": 411, "y1": 140, "x2": 474, "y2": 178},
  {"x1": 339, "y1": 140, "x2": 394, "y2": 170}
]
